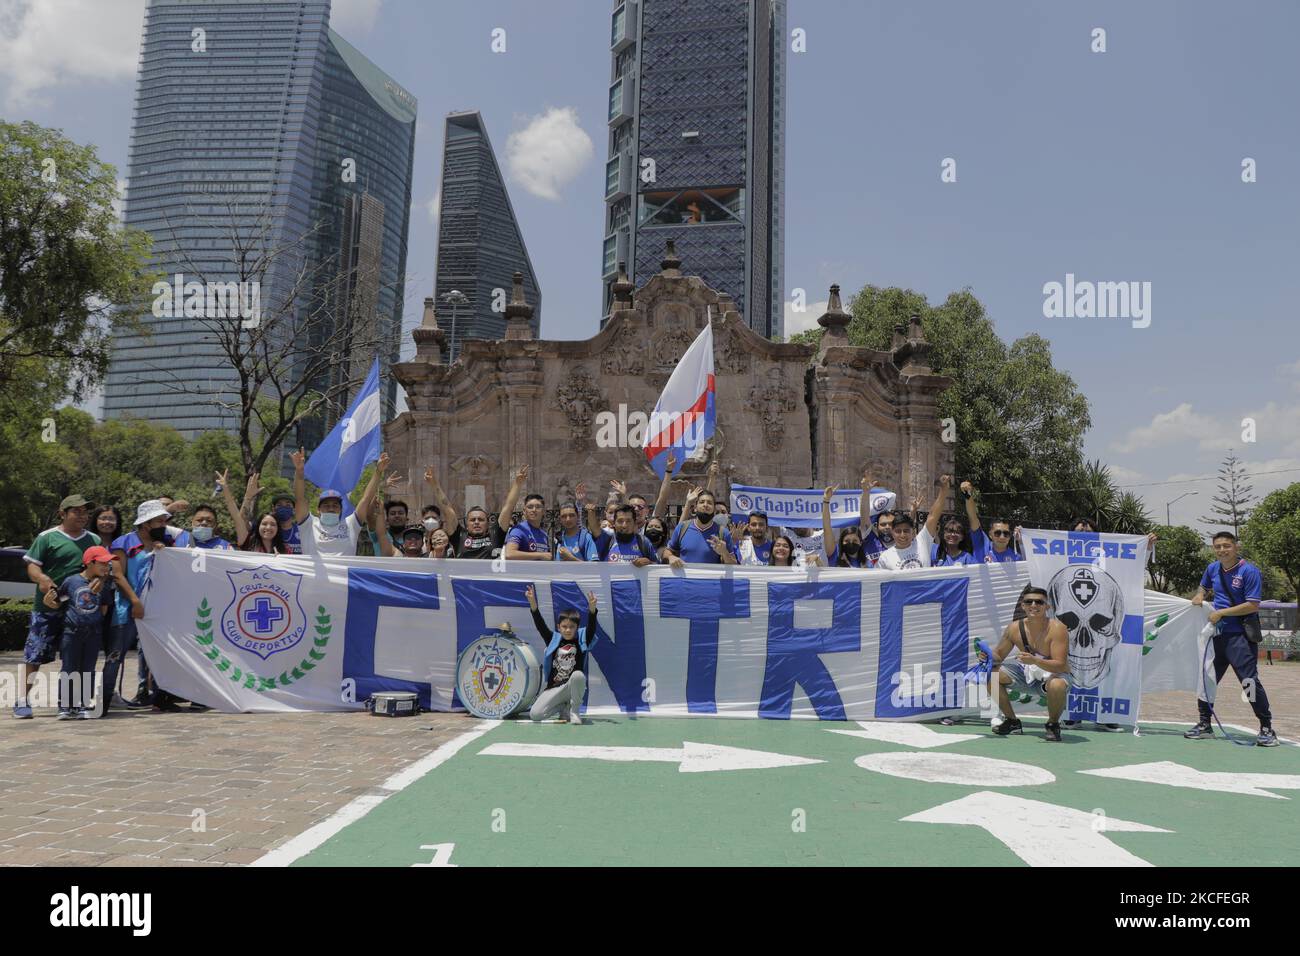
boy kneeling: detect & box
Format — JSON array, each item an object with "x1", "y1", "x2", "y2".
[{"x1": 525, "y1": 585, "x2": 599, "y2": 725}]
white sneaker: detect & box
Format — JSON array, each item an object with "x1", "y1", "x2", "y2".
[
  {"x1": 568, "y1": 709, "x2": 584, "y2": 725},
  {"x1": 990, "y1": 714, "x2": 1006, "y2": 731}
]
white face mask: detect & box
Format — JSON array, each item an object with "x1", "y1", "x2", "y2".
[
  {"x1": 320, "y1": 512, "x2": 341, "y2": 529},
  {"x1": 423, "y1": 517, "x2": 440, "y2": 531}
]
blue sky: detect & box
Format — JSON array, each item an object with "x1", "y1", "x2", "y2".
[{"x1": 3, "y1": 0, "x2": 1298, "y2": 530}]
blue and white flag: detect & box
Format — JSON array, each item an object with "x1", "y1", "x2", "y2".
[
  {"x1": 304, "y1": 358, "x2": 382, "y2": 515},
  {"x1": 729, "y1": 484, "x2": 897, "y2": 529},
  {"x1": 643, "y1": 322, "x2": 715, "y2": 478},
  {"x1": 1021, "y1": 528, "x2": 1149, "y2": 726}
]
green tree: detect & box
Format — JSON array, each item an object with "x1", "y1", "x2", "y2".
[
  {"x1": 1242, "y1": 483, "x2": 1300, "y2": 606},
  {"x1": 1147, "y1": 525, "x2": 1208, "y2": 595},
  {"x1": 0, "y1": 120, "x2": 154, "y2": 401},
  {"x1": 793, "y1": 285, "x2": 1091, "y2": 525},
  {"x1": 1112, "y1": 490, "x2": 1153, "y2": 535},
  {"x1": 1069, "y1": 459, "x2": 1119, "y2": 529},
  {"x1": 1198, "y1": 450, "x2": 1256, "y2": 537}
]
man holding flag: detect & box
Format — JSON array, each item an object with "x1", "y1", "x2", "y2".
[{"x1": 292, "y1": 359, "x2": 386, "y2": 557}]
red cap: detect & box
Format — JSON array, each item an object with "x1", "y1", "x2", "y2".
[{"x1": 82, "y1": 546, "x2": 114, "y2": 566}]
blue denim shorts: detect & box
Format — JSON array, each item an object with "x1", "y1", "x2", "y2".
[{"x1": 24, "y1": 609, "x2": 64, "y2": 665}]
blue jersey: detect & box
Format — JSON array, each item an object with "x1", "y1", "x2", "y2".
[
  {"x1": 279, "y1": 521, "x2": 302, "y2": 554},
  {"x1": 828, "y1": 546, "x2": 869, "y2": 568},
  {"x1": 598, "y1": 532, "x2": 655, "y2": 563},
  {"x1": 933, "y1": 546, "x2": 977, "y2": 567},
  {"x1": 971, "y1": 529, "x2": 1022, "y2": 563},
  {"x1": 110, "y1": 530, "x2": 176, "y2": 625},
  {"x1": 669, "y1": 521, "x2": 729, "y2": 564},
  {"x1": 733, "y1": 538, "x2": 773, "y2": 565},
  {"x1": 505, "y1": 522, "x2": 550, "y2": 556},
  {"x1": 863, "y1": 529, "x2": 891, "y2": 564},
  {"x1": 554, "y1": 528, "x2": 598, "y2": 561},
  {"x1": 58, "y1": 573, "x2": 114, "y2": 630},
  {"x1": 177, "y1": 531, "x2": 231, "y2": 550},
  {"x1": 1200, "y1": 559, "x2": 1262, "y2": 636}
]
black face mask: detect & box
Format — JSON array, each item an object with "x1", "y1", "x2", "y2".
[
  {"x1": 615, "y1": 530, "x2": 635, "y2": 543},
  {"x1": 842, "y1": 540, "x2": 861, "y2": 555},
  {"x1": 645, "y1": 528, "x2": 665, "y2": 545},
  {"x1": 147, "y1": 526, "x2": 167, "y2": 542},
  {"x1": 696, "y1": 510, "x2": 714, "y2": 524}
]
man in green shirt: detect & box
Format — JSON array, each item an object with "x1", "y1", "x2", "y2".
[{"x1": 16, "y1": 495, "x2": 101, "y2": 719}]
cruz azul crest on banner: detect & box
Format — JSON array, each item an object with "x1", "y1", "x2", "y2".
[
  {"x1": 221, "y1": 566, "x2": 308, "y2": 660},
  {"x1": 1022, "y1": 529, "x2": 1149, "y2": 725}
]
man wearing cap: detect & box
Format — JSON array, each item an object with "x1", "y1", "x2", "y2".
[
  {"x1": 290, "y1": 447, "x2": 385, "y2": 557},
  {"x1": 111, "y1": 500, "x2": 188, "y2": 711},
  {"x1": 15, "y1": 496, "x2": 102, "y2": 718}
]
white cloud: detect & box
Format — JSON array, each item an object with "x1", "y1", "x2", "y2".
[
  {"x1": 426, "y1": 188, "x2": 440, "y2": 224},
  {"x1": 505, "y1": 107, "x2": 593, "y2": 201},
  {"x1": 1107, "y1": 464, "x2": 1145, "y2": 485},
  {"x1": 1110, "y1": 403, "x2": 1227, "y2": 454},
  {"x1": 783, "y1": 300, "x2": 828, "y2": 339},
  {"x1": 330, "y1": 0, "x2": 383, "y2": 35},
  {"x1": 0, "y1": 0, "x2": 145, "y2": 109}
]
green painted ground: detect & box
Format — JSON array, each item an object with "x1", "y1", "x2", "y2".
[{"x1": 295, "y1": 717, "x2": 1300, "y2": 867}]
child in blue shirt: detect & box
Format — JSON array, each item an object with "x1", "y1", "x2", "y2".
[{"x1": 45, "y1": 546, "x2": 116, "y2": 718}]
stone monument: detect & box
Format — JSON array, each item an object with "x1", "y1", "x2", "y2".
[{"x1": 384, "y1": 241, "x2": 955, "y2": 516}]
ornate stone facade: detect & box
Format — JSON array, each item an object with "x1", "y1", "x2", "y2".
[{"x1": 384, "y1": 252, "x2": 956, "y2": 517}]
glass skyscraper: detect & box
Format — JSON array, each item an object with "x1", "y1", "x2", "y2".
[
  {"x1": 433, "y1": 111, "x2": 541, "y2": 358},
  {"x1": 601, "y1": 0, "x2": 786, "y2": 338},
  {"x1": 103, "y1": 0, "x2": 415, "y2": 437}
]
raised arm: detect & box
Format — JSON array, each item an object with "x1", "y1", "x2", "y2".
[
  {"x1": 498, "y1": 465, "x2": 527, "y2": 534},
  {"x1": 822, "y1": 485, "x2": 837, "y2": 561},
  {"x1": 241, "y1": 471, "x2": 261, "y2": 524},
  {"x1": 423, "y1": 466, "x2": 458, "y2": 536},
  {"x1": 217, "y1": 469, "x2": 251, "y2": 547},
  {"x1": 652, "y1": 452, "x2": 677, "y2": 519},
  {"x1": 370, "y1": 498, "x2": 395, "y2": 557},
  {"x1": 354, "y1": 451, "x2": 389, "y2": 525},
  {"x1": 291, "y1": 447, "x2": 309, "y2": 525},
  {"x1": 960, "y1": 481, "x2": 981, "y2": 532},
  {"x1": 705, "y1": 459, "x2": 719, "y2": 495},
  {"x1": 925, "y1": 475, "x2": 951, "y2": 539}
]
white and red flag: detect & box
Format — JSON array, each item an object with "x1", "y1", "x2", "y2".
[{"x1": 643, "y1": 321, "x2": 716, "y2": 478}]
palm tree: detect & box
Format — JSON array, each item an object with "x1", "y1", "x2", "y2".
[
  {"x1": 1112, "y1": 491, "x2": 1153, "y2": 535},
  {"x1": 1074, "y1": 459, "x2": 1118, "y2": 528}
]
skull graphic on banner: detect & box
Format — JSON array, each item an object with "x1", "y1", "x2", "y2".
[{"x1": 1047, "y1": 565, "x2": 1125, "y2": 689}]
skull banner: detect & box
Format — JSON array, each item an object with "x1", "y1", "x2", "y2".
[{"x1": 1022, "y1": 529, "x2": 1150, "y2": 725}]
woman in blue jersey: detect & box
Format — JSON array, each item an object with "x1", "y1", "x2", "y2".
[{"x1": 819, "y1": 485, "x2": 871, "y2": 568}]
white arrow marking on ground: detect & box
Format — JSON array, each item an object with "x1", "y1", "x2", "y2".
[
  {"x1": 1080, "y1": 761, "x2": 1300, "y2": 800},
  {"x1": 857, "y1": 751, "x2": 1055, "y2": 787},
  {"x1": 478, "y1": 741, "x2": 823, "y2": 773},
  {"x1": 412, "y1": 843, "x2": 457, "y2": 867},
  {"x1": 902, "y1": 791, "x2": 1169, "y2": 867},
  {"x1": 827, "y1": 721, "x2": 982, "y2": 749}
]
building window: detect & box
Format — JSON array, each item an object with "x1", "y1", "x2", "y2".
[
  {"x1": 602, "y1": 235, "x2": 617, "y2": 275},
  {"x1": 611, "y1": 6, "x2": 626, "y2": 46},
  {"x1": 606, "y1": 156, "x2": 621, "y2": 196},
  {"x1": 638, "y1": 188, "x2": 745, "y2": 227}
]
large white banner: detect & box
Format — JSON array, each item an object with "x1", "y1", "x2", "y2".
[
  {"x1": 1021, "y1": 528, "x2": 1149, "y2": 725},
  {"x1": 136, "y1": 548, "x2": 1199, "y2": 720}
]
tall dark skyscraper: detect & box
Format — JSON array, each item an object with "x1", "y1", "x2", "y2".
[
  {"x1": 103, "y1": 0, "x2": 415, "y2": 438},
  {"x1": 433, "y1": 111, "x2": 541, "y2": 358},
  {"x1": 601, "y1": 0, "x2": 786, "y2": 338}
]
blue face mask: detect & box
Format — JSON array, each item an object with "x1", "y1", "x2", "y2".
[
  {"x1": 274, "y1": 506, "x2": 294, "y2": 523},
  {"x1": 319, "y1": 512, "x2": 341, "y2": 529},
  {"x1": 191, "y1": 526, "x2": 214, "y2": 543}
]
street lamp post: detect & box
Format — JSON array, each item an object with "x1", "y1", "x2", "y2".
[
  {"x1": 440, "y1": 289, "x2": 469, "y2": 361},
  {"x1": 1167, "y1": 490, "x2": 1197, "y2": 526}
]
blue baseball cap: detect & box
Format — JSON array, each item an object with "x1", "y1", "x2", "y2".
[{"x1": 318, "y1": 489, "x2": 345, "y2": 505}]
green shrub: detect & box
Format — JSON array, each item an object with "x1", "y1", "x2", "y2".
[{"x1": 0, "y1": 599, "x2": 32, "y2": 650}]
